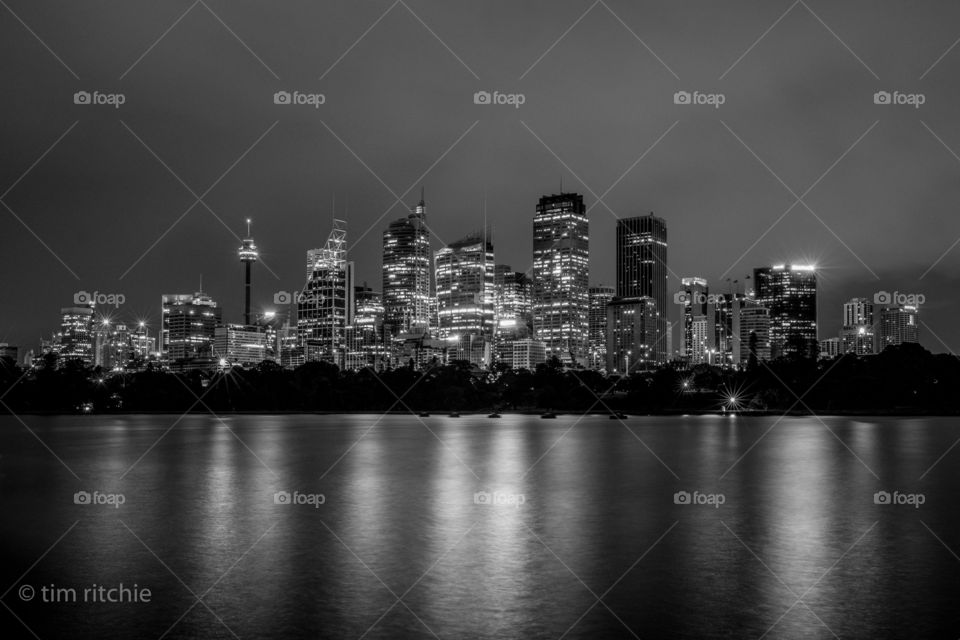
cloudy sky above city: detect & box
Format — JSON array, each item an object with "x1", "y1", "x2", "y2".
[{"x1": 2, "y1": 0, "x2": 960, "y2": 352}]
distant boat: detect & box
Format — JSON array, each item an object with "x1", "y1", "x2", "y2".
[
  {"x1": 609, "y1": 412, "x2": 627, "y2": 419},
  {"x1": 448, "y1": 412, "x2": 461, "y2": 418},
  {"x1": 541, "y1": 411, "x2": 557, "y2": 419},
  {"x1": 488, "y1": 412, "x2": 502, "y2": 418},
  {"x1": 417, "y1": 412, "x2": 430, "y2": 418}
]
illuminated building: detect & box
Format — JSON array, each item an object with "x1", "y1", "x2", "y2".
[
  {"x1": 383, "y1": 193, "x2": 432, "y2": 336},
  {"x1": 161, "y1": 292, "x2": 222, "y2": 362},
  {"x1": 238, "y1": 218, "x2": 258, "y2": 325},
  {"x1": 588, "y1": 286, "x2": 614, "y2": 370},
  {"x1": 532, "y1": 192, "x2": 589, "y2": 364},
  {"x1": 0, "y1": 343, "x2": 18, "y2": 362},
  {"x1": 679, "y1": 277, "x2": 714, "y2": 364},
  {"x1": 57, "y1": 305, "x2": 95, "y2": 365},
  {"x1": 214, "y1": 324, "x2": 271, "y2": 366},
  {"x1": 497, "y1": 338, "x2": 547, "y2": 370},
  {"x1": 344, "y1": 285, "x2": 388, "y2": 370},
  {"x1": 605, "y1": 296, "x2": 657, "y2": 374},
  {"x1": 494, "y1": 264, "x2": 533, "y2": 342},
  {"x1": 298, "y1": 219, "x2": 353, "y2": 366},
  {"x1": 94, "y1": 320, "x2": 132, "y2": 369},
  {"x1": 739, "y1": 303, "x2": 771, "y2": 363},
  {"x1": 820, "y1": 337, "x2": 841, "y2": 359},
  {"x1": 879, "y1": 305, "x2": 919, "y2": 347},
  {"x1": 839, "y1": 297, "x2": 875, "y2": 355},
  {"x1": 753, "y1": 264, "x2": 817, "y2": 359},
  {"x1": 435, "y1": 232, "x2": 495, "y2": 365},
  {"x1": 616, "y1": 214, "x2": 668, "y2": 362}
]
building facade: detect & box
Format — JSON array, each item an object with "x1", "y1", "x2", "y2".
[
  {"x1": 588, "y1": 285, "x2": 615, "y2": 370},
  {"x1": 753, "y1": 264, "x2": 817, "y2": 359},
  {"x1": 532, "y1": 193, "x2": 589, "y2": 364},
  {"x1": 383, "y1": 196, "x2": 433, "y2": 336},
  {"x1": 616, "y1": 214, "x2": 668, "y2": 362},
  {"x1": 605, "y1": 296, "x2": 658, "y2": 374}
]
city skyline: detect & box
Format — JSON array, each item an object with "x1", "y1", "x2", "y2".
[{"x1": 12, "y1": 192, "x2": 928, "y2": 369}]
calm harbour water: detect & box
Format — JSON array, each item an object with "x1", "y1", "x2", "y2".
[{"x1": 1, "y1": 414, "x2": 958, "y2": 639}]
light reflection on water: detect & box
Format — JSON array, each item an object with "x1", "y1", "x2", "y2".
[{"x1": 0, "y1": 414, "x2": 958, "y2": 638}]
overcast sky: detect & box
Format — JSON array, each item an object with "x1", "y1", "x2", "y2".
[{"x1": 2, "y1": 0, "x2": 960, "y2": 353}]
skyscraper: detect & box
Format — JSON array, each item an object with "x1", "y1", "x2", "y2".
[
  {"x1": 161, "y1": 292, "x2": 222, "y2": 362},
  {"x1": 605, "y1": 296, "x2": 658, "y2": 373},
  {"x1": 588, "y1": 285, "x2": 615, "y2": 370},
  {"x1": 679, "y1": 277, "x2": 713, "y2": 363},
  {"x1": 840, "y1": 297, "x2": 875, "y2": 355},
  {"x1": 299, "y1": 219, "x2": 352, "y2": 365},
  {"x1": 435, "y1": 232, "x2": 495, "y2": 365},
  {"x1": 383, "y1": 195, "x2": 432, "y2": 336},
  {"x1": 57, "y1": 305, "x2": 95, "y2": 365},
  {"x1": 532, "y1": 192, "x2": 589, "y2": 364},
  {"x1": 616, "y1": 214, "x2": 668, "y2": 362},
  {"x1": 753, "y1": 264, "x2": 817, "y2": 359},
  {"x1": 879, "y1": 305, "x2": 919, "y2": 348},
  {"x1": 493, "y1": 264, "x2": 533, "y2": 340}
]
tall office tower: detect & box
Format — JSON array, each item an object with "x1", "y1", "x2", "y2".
[
  {"x1": 161, "y1": 292, "x2": 222, "y2": 361},
  {"x1": 299, "y1": 220, "x2": 352, "y2": 365},
  {"x1": 679, "y1": 277, "x2": 714, "y2": 363},
  {"x1": 238, "y1": 218, "x2": 258, "y2": 326},
  {"x1": 605, "y1": 296, "x2": 658, "y2": 374},
  {"x1": 493, "y1": 264, "x2": 533, "y2": 339},
  {"x1": 345, "y1": 285, "x2": 387, "y2": 370},
  {"x1": 435, "y1": 232, "x2": 495, "y2": 365},
  {"x1": 714, "y1": 292, "x2": 741, "y2": 367},
  {"x1": 532, "y1": 192, "x2": 589, "y2": 364},
  {"x1": 753, "y1": 264, "x2": 817, "y2": 359},
  {"x1": 616, "y1": 213, "x2": 668, "y2": 362},
  {"x1": 383, "y1": 193, "x2": 432, "y2": 336},
  {"x1": 739, "y1": 303, "x2": 771, "y2": 363},
  {"x1": 879, "y1": 305, "x2": 919, "y2": 348},
  {"x1": 588, "y1": 286, "x2": 615, "y2": 370},
  {"x1": 58, "y1": 305, "x2": 95, "y2": 365}
]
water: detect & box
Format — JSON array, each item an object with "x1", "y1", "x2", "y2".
[{"x1": 1, "y1": 414, "x2": 958, "y2": 639}]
